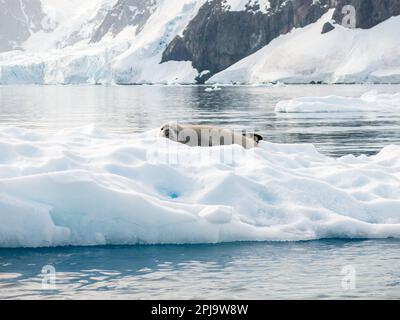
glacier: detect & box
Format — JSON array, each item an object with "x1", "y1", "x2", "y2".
[
  {"x1": 0, "y1": 0, "x2": 203, "y2": 85},
  {"x1": 1, "y1": 121, "x2": 400, "y2": 248}
]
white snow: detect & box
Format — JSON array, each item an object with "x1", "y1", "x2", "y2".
[
  {"x1": 1, "y1": 125, "x2": 400, "y2": 248},
  {"x1": 209, "y1": 10, "x2": 400, "y2": 84},
  {"x1": 275, "y1": 90, "x2": 400, "y2": 113},
  {"x1": 222, "y1": 0, "x2": 270, "y2": 13}
]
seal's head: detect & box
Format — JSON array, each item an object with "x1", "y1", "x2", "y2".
[{"x1": 159, "y1": 123, "x2": 181, "y2": 141}]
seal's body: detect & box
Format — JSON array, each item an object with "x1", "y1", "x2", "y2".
[{"x1": 159, "y1": 123, "x2": 263, "y2": 149}]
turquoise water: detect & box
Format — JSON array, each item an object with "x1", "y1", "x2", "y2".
[
  {"x1": 1, "y1": 85, "x2": 400, "y2": 299},
  {"x1": 1, "y1": 240, "x2": 400, "y2": 299}
]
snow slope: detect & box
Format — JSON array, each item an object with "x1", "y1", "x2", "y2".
[
  {"x1": 209, "y1": 10, "x2": 400, "y2": 84},
  {"x1": 0, "y1": 0, "x2": 203, "y2": 84},
  {"x1": 111, "y1": 0, "x2": 205, "y2": 84},
  {"x1": 1, "y1": 124, "x2": 400, "y2": 248}
]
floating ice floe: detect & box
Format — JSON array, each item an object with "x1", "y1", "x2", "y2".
[
  {"x1": 0, "y1": 125, "x2": 400, "y2": 248},
  {"x1": 275, "y1": 90, "x2": 400, "y2": 113},
  {"x1": 205, "y1": 84, "x2": 222, "y2": 92}
]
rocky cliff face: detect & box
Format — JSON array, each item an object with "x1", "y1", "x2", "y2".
[
  {"x1": 332, "y1": 0, "x2": 400, "y2": 29},
  {"x1": 0, "y1": 0, "x2": 47, "y2": 52},
  {"x1": 162, "y1": 0, "x2": 331, "y2": 82},
  {"x1": 90, "y1": 0, "x2": 158, "y2": 43}
]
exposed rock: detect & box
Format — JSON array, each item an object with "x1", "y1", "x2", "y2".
[
  {"x1": 164, "y1": 36, "x2": 193, "y2": 62},
  {"x1": 321, "y1": 21, "x2": 335, "y2": 33},
  {"x1": 332, "y1": 0, "x2": 400, "y2": 29}
]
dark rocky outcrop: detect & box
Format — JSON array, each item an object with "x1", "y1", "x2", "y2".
[
  {"x1": 332, "y1": 0, "x2": 400, "y2": 29},
  {"x1": 162, "y1": 0, "x2": 332, "y2": 82},
  {"x1": 321, "y1": 21, "x2": 335, "y2": 34},
  {"x1": 91, "y1": 0, "x2": 157, "y2": 43}
]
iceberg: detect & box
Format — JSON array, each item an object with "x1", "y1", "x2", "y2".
[{"x1": 1, "y1": 125, "x2": 400, "y2": 248}]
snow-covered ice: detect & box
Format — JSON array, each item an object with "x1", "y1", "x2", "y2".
[
  {"x1": 275, "y1": 91, "x2": 400, "y2": 113},
  {"x1": 1, "y1": 125, "x2": 400, "y2": 248}
]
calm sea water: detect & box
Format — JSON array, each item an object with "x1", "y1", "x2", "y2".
[
  {"x1": 1, "y1": 84, "x2": 400, "y2": 299},
  {"x1": 1, "y1": 240, "x2": 400, "y2": 299},
  {"x1": 1, "y1": 84, "x2": 400, "y2": 157}
]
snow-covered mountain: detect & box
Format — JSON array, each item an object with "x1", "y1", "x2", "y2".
[
  {"x1": 0, "y1": 0, "x2": 203, "y2": 84},
  {"x1": 0, "y1": 0, "x2": 50, "y2": 52},
  {"x1": 209, "y1": 10, "x2": 400, "y2": 84},
  {"x1": 0, "y1": 0, "x2": 399, "y2": 84},
  {"x1": 163, "y1": 0, "x2": 331, "y2": 82},
  {"x1": 90, "y1": 0, "x2": 158, "y2": 43}
]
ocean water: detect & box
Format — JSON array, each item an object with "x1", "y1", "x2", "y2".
[
  {"x1": 1, "y1": 84, "x2": 400, "y2": 299},
  {"x1": 1, "y1": 240, "x2": 400, "y2": 299}
]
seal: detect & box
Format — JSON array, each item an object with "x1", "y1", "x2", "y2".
[{"x1": 159, "y1": 123, "x2": 263, "y2": 149}]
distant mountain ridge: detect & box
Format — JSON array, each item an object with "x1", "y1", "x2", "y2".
[{"x1": 0, "y1": 0, "x2": 400, "y2": 84}]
